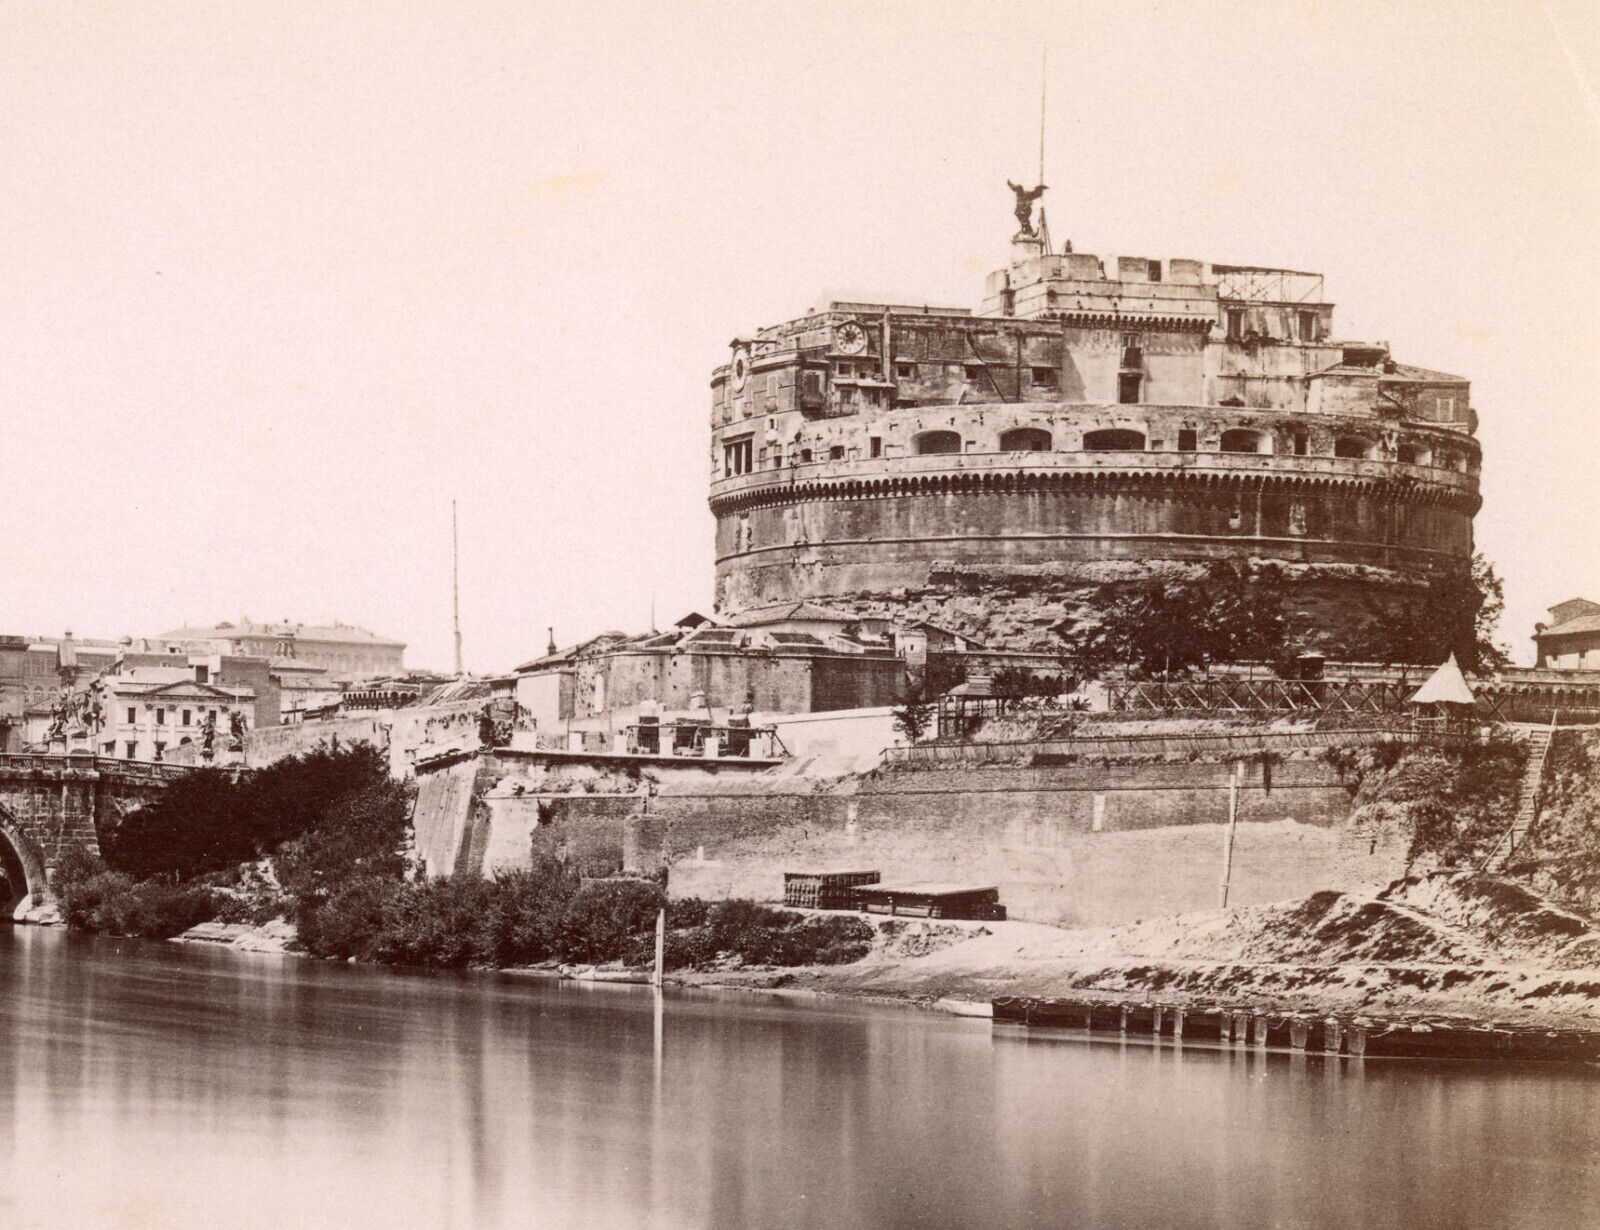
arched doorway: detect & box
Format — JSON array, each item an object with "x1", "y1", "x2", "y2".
[
  {"x1": 913, "y1": 430, "x2": 962, "y2": 455},
  {"x1": 1220, "y1": 428, "x2": 1270, "y2": 455},
  {"x1": 1082, "y1": 428, "x2": 1146, "y2": 451},
  {"x1": 0, "y1": 811, "x2": 47, "y2": 919},
  {"x1": 999, "y1": 427, "x2": 1052, "y2": 452}
]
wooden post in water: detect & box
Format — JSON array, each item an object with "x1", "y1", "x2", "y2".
[{"x1": 652, "y1": 907, "x2": 665, "y2": 987}]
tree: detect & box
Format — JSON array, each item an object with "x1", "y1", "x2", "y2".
[
  {"x1": 1379, "y1": 553, "x2": 1508, "y2": 675},
  {"x1": 1471, "y1": 552, "x2": 1511, "y2": 673},
  {"x1": 1055, "y1": 562, "x2": 1291, "y2": 678},
  {"x1": 891, "y1": 689, "x2": 937, "y2": 743}
]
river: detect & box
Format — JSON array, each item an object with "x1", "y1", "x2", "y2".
[{"x1": 1, "y1": 927, "x2": 1597, "y2": 1229}]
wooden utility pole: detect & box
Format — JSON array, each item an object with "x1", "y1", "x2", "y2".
[
  {"x1": 451, "y1": 500, "x2": 464, "y2": 677},
  {"x1": 1219, "y1": 761, "x2": 1242, "y2": 908}
]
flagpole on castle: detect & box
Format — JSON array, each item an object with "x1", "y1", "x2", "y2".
[{"x1": 1038, "y1": 47, "x2": 1047, "y2": 185}]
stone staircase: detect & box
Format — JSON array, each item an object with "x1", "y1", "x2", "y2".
[{"x1": 1483, "y1": 724, "x2": 1555, "y2": 872}]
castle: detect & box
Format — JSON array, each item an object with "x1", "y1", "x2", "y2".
[{"x1": 708, "y1": 194, "x2": 1481, "y2": 657}]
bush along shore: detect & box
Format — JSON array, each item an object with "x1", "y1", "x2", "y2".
[{"x1": 55, "y1": 744, "x2": 872, "y2": 974}]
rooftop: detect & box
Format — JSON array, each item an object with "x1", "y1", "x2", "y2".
[{"x1": 157, "y1": 620, "x2": 405, "y2": 648}]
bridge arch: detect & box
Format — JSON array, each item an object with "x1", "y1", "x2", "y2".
[{"x1": 0, "y1": 805, "x2": 48, "y2": 918}]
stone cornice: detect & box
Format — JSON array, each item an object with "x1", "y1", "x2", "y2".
[{"x1": 710, "y1": 456, "x2": 1480, "y2": 518}]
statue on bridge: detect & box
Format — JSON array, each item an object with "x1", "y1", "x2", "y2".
[
  {"x1": 228, "y1": 709, "x2": 247, "y2": 752},
  {"x1": 45, "y1": 691, "x2": 71, "y2": 747},
  {"x1": 200, "y1": 711, "x2": 218, "y2": 761},
  {"x1": 77, "y1": 679, "x2": 105, "y2": 736}
]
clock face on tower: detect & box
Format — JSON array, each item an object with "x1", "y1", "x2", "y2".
[
  {"x1": 729, "y1": 345, "x2": 750, "y2": 391},
  {"x1": 833, "y1": 320, "x2": 868, "y2": 356}
]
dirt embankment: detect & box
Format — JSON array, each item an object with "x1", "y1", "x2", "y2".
[{"x1": 689, "y1": 872, "x2": 1600, "y2": 1030}]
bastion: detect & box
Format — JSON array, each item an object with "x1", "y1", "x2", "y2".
[{"x1": 709, "y1": 226, "x2": 1481, "y2": 654}]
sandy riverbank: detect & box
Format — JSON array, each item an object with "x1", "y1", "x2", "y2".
[
  {"x1": 677, "y1": 875, "x2": 1600, "y2": 1032},
  {"x1": 159, "y1": 871, "x2": 1600, "y2": 1032}
]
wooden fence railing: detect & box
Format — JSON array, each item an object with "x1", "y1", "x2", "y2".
[{"x1": 882, "y1": 725, "x2": 1477, "y2": 769}]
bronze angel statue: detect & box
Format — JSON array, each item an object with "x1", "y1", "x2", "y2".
[{"x1": 1007, "y1": 181, "x2": 1048, "y2": 236}]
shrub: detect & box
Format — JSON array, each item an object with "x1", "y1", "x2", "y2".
[
  {"x1": 59, "y1": 870, "x2": 217, "y2": 939},
  {"x1": 622, "y1": 924, "x2": 718, "y2": 970},
  {"x1": 470, "y1": 862, "x2": 581, "y2": 967},
  {"x1": 368, "y1": 877, "x2": 494, "y2": 969},
  {"x1": 274, "y1": 773, "x2": 413, "y2": 914},
  {"x1": 557, "y1": 878, "x2": 666, "y2": 964},
  {"x1": 297, "y1": 874, "x2": 405, "y2": 962}
]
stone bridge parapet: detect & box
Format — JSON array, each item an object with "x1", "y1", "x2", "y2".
[{"x1": 0, "y1": 753, "x2": 191, "y2": 920}]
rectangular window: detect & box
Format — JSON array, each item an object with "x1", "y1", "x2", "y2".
[
  {"x1": 1146, "y1": 260, "x2": 1161, "y2": 283},
  {"x1": 182, "y1": 709, "x2": 192, "y2": 726},
  {"x1": 1118, "y1": 372, "x2": 1142, "y2": 404},
  {"x1": 1298, "y1": 310, "x2": 1318, "y2": 341},
  {"x1": 868, "y1": 437, "x2": 882, "y2": 458},
  {"x1": 126, "y1": 708, "x2": 136, "y2": 725},
  {"x1": 1031, "y1": 366, "x2": 1057, "y2": 387},
  {"x1": 836, "y1": 362, "x2": 853, "y2": 378},
  {"x1": 895, "y1": 362, "x2": 915, "y2": 380},
  {"x1": 125, "y1": 741, "x2": 138, "y2": 759},
  {"x1": 1293, "y1": 433, "x2": 1308, "y2": 456},
  {"x1": 194, "y1": 664, "x2": 209, "y2": 683},
  {"x1": 155, "y1": 708, "x2": 165, "y2": 726},
  {"x1": 964, "y1": 364, "x2": 983, "y2": 381},
  {"x1": 1225, "y1": 308, "x2": 1245, "y2": 341},
  {"x1": 799, "y1": 448, "x2": 812, "y2": 463},
  {"x1": 829, "y1": 445, "x2": 845, "y2": 460},
  {"x1": 1178, "y1": 429, "x2": 1198, "y2": 452},
  {"x1": 804, "y1": 371, "x2": 823, "y2": 397}
]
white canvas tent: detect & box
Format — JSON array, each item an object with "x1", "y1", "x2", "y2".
[{"x1": 1409, "y1": 654, "x2": 1476, "y2": 707}]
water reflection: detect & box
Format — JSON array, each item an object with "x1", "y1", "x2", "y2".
[{"x1": 1, "y1": 927, "x2": 1598, "y2": 1229}]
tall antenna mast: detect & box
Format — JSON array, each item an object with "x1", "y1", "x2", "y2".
[
  {"x1": 451, "y1": 499, "x2": 464, "y2": 677},
  {"x1": 1038, "y1": 47, "x2": 1048, "y2": 184}
]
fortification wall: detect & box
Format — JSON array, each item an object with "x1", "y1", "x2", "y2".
[
  {"x1": 716, "y1": 473, "x2": 1471, "y2": 623},
  {"x1": 455, "y1": 754, "x2": 1407, "y2": 927},
  {"x1": 244, "y1": 701, "x2": 482, "y2": 775}
]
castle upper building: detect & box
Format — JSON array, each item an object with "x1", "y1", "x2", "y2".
[{"x1": 708, "y1": 209, "x2": 1481, "y2": 656}]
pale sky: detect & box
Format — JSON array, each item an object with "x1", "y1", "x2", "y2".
[{"x1": 0, "y1": 1, "x2": 1595, "y2": 672}]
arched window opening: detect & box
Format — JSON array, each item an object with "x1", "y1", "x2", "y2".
[
  {"x1": 913, "y1": 430, "x2": 962, "y2": 456},
  {"x1": 1334, "y1": 437, "x2": 1373, "y2": 459},
  {"x1": 1397, "y1": 442, "x2": 1430, "y2": 466},
  {"x1": 1082, "y1": 428, "x2": 1146, "y2": 452},
  {"x1": 1220, "y1": 429, "x2": 1268, "y2": 455},
  {"x1": 999, "y1": 427, "x2": 1052, "y2": 452}
]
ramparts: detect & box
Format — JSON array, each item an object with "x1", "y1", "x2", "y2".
[{"x1": 428, "y1": 746, "x2": 1406, "y2": 928}]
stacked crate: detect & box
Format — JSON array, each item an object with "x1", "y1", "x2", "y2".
[{"x1": 784, "y1": 870, "x2": 880, "y2": 910}]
